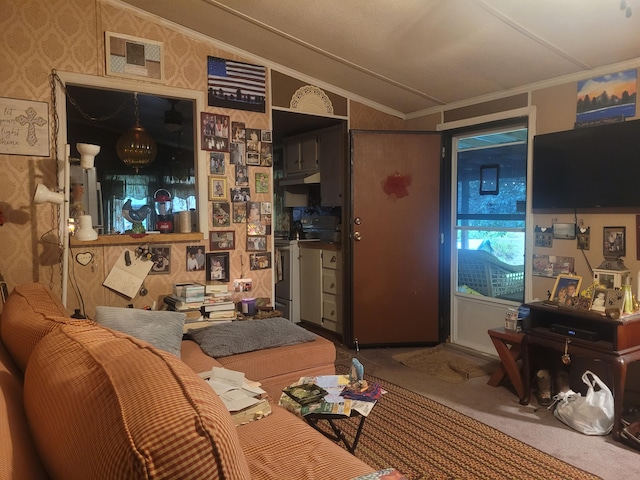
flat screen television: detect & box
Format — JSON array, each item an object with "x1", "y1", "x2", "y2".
[{"x1": 532, "y1": 119, "x2": 640, "y2": 209}]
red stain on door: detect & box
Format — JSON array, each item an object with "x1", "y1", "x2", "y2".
[{"x1": 382, "y1": 173, "x2": 412, "y2": 198}]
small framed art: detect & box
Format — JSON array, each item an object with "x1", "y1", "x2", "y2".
[
  {"x1": 186, "y1": 245, "x2": 206, "y2": 272},
  {"x1": 210, "y1": 230, "x2": 235, "y2": 250},
  {"x1": 255, "y1": 172, "x2": 269, "y2": 193},
  {"x1": 206, "y1": 252, "x2": 230, "y2": 282},
  {"x1": 247, "y1": 235, "x2": 267, "y2": 252},
  {"x1": 550, "y1": 274, "x2": 582, "y2": 304},
  {"x1": 105, "y1": 32, "x2": 164, "y2": 82},
  {"x1": 209, "y1": 176, "x2": 227, "y2": 201},
  {"x1": 603, "y1": 226, "x2": 625, "y2": 258}
]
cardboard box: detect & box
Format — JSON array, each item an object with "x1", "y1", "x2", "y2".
[{"x1": 173, "y1": 283, "x2": 205, "y2": 302}]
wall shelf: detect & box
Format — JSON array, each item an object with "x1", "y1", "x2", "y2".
[{"x1": 69, "y1": 232, "x2": 204, "y2": 247}]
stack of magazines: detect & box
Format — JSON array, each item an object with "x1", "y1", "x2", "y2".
[{"x1": 282, "y1": 383, "x2": 328, "y2": 405}]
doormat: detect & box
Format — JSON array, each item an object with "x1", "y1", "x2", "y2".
[{"x1": 392, "y1": 344, "x2": 492, "y2": 383}]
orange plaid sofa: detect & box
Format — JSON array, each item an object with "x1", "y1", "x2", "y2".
[{"x1": 0, "y1": 283, "x2": 375, "y2": 480}]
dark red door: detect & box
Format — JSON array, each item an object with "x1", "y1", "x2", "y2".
[{"x1": 348, "y1": 131, "x2": 441, "y2": 346}]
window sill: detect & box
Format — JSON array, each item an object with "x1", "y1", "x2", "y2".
[{"x1": 69, "y1": 232, "x2": 204, "y2": 247}]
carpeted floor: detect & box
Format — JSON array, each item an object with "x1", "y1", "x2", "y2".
[
  {"x1": 331, "y1": 365, "x2": 599, "y2": 480},
  {"x1": 392, "y1": 344, "x2": 493, "y2": 383}
]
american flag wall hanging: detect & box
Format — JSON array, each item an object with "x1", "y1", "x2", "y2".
[{"x1": 207, "y1": 56, "x2": 266, "y2": 112}]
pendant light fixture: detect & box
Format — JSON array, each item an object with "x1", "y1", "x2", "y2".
[{"x1": 116, "y1": 92, "x2": 157, "y2": 172}]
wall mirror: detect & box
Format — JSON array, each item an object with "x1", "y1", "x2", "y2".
[{"x1": 57, "y1": 72, "x2": 207, "y2": 237}]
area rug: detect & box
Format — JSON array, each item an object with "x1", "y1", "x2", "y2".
[
  {"x1": 392, "y1": 344, "x2": 492, "y2": 383},
  {"x1": 331, "y1": 365, "x2": 600, "y2": 480}
]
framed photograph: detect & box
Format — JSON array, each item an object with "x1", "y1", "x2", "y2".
[
  {"x1": 550, "y1": 274, "x2": 582, "y2": 304},
  {"x1": 232, "y1": 121, "x2": 246, "y2": 142},
  {"x1": 590, "y1": 289, "x2": 608, "y2": 312},
  {"x1": 260, "y1": 142, "x2": 273, "y2": 166},
  {"x1": 606, "y1": 288, "x2": 625, "y2": 311},
  {"x1": 247, "y1": 235, "x2": 267, "y2": 252},
  {"x1": 261, "y1": 130, "x2": 272, "y2": 143},
  {"x1": 235, "y1": 164, "x2": 249, "y2": 186},
  {"x1": 210, "y1": 230, "x2": 235, "y2": 250},
  {"x1": 208, "y1": 176, "x2": 227, "y2": 201},
  {"x1": 201, "y1": 112, "x2": 229, "y2": 152},
  {"x1": 603, "y1": 226, "x2": 625, "y2": 257},
  {"x1": 232, "y1": 202, "x2": 247, "y2": 223},
  {"x1": 209, "y1": 152, "x2": 225, "y2": 175},
  {"x1": 230, "y1": 142, "x2": 246, "y2": 165},
  {"x1": 250, "y1": 252, "x2": 272, "y2": 270},
  {"x1": 212, "y1": 202, "x2": 231, "y2": 227},
  {"x1": 247, "y1": 202, "x2": 261, "y2": 222},
  {"x1": 246, "y1": 128, "x2": 261, "y2": 152},
  {"x1": 105, "y1": 32, "x2": 164, "y2": 82},
  {"x1": 260, "y1": 202, "x2": 272, "y2": 215},
  {"x1": 206, "y1": 252, "x2": 230, "y2": 282},
  {"x1": 148, "y1": 245, "x2": 171, "y2": 275},
  {"x1": 207, "y1": 56, "x2": 266, "y2": 113},
  {"x1": 255, "y1": 172, "x2": 269, "y2": 193},
  {"x1": 246, "y1": 152, "x2": 261, "y2": 166},
  {"x1": 230, "y1": 187, "x2": 251, "y2": 202},
  {"x1": 186, "y1": 245, "x2": 206, "y2": 272},
  {"x1": 247, "y1": 221, "x2": 266, "y2": 236},
  {"x1": 575, "y1": 296, "x2": 593, "y2": 311}
]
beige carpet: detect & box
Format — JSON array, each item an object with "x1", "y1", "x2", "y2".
[{"x1": 392, "y1": 344, "x2": 493, "y2": 383}]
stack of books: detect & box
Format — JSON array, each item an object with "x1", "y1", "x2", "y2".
[{"x1": 164, "y1": 284, "x2": 237, "y2": 331}]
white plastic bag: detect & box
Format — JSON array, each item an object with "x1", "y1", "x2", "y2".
[{"x1": 553, "y1": 370, "x2": 614, "y2": 436}]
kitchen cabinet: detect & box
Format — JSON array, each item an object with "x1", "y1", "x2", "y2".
[
  {"x1": 299, "y1": 246, "x2": 322, "y2": 326},
  {"x1": 299, "y1": 245, "x2": 343, "y2": 334},
  {"x1": 317, "y1": 125, "x2": 345, "y2": 206},
  {"x1": 321, "y1": 250, "x2": 343, "y2": 333},
  {"x1": 284, "y1": 135, "x2": 318, "y2": 174}
]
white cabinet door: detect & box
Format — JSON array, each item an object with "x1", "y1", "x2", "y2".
[{"x1": 299, "y1": 247, "x2": 322, "y2": 325}]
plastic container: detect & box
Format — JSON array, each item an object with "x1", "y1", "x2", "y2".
[{"x1": 241, "y1": 298, "x2": 257, "y2": 316}]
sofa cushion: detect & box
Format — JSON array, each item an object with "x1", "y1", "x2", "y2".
[
  {"x1": 0, "y1": 282, "x2": 83, "y2": 372},
  {"x1": 94, "y1": 306, "x2": 185, "y2": 357},
  {"x1": 0, "y1": 340, "x2": 49, "y2": 480},
  {"x1": 236, "y1": 406, "x2": 374, "y2": 479},
  {"x1": 23, "y1": 323, "x2": 251, "y2": 480}
]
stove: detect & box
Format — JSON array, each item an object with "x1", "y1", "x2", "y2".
[{"x1": 274, "y1": 239, "x2": 301, "y2": 323}]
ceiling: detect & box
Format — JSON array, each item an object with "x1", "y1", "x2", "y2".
[{"x1": 121, "y1": 0, "x2": 640, "y2": 117}]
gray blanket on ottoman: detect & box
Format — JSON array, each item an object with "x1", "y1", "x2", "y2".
[{"x1": 185, "y1": 317, "x2": 318, "y2": 358}]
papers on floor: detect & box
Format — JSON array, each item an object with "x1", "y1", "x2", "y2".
[{"x1": 199, "y1": 367, "x2": 266, "y2": 412}]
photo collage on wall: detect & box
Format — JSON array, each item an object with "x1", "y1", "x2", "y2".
[{"x1": 197, "y1": 61, "x2": 272, "y2": 279}]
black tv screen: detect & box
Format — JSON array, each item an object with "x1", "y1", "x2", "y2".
[{"x1": 532, "y1": 119, "x2": 640, "y2": 209}]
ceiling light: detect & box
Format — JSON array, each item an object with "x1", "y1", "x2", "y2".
[
  {"x1": 164, "y1": 99, "x2": 182, "y2": 132},
  {"x1": 116, "y1": 93, "x2": 157, "y2": 172}
]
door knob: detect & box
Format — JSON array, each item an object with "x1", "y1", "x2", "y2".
[{"x1": 354, "y1": 232, "x2": 362, "y2": 241}]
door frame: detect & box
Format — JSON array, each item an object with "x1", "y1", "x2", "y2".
[{"x1": 438, "y1": 107, "x2": 537, "y2": 351}]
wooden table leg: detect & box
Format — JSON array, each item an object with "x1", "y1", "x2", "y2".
[{"x1": 487, "y1": 328, "x2": 525, "y2": 400}]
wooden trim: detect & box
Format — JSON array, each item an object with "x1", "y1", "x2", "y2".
[{"x1": 70, "y1": 232, "x2": 204, "y2": 247}]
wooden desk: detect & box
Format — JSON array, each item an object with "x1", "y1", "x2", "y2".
[
  {"x1": 522, "y1": 301, "x2": 640, "y2": 440},
  {"x1": 487, "y1": 327, "x2": 525, "y2": 399}
]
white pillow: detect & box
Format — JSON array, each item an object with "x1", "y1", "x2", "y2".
[{"x1": 94, "y1": 306, "x2": 185, "y2": 357}]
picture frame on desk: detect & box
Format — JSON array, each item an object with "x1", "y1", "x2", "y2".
[
  {"x1": 590, "y1": 288, "x2": 608, "y2": 312},
  {"x1": 551, "y1": 274, "x2": 582, "y2": 304}
]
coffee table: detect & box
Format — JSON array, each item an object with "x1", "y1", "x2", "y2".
[
  {"x1": 279, "y1": 375, "x2": 376, "y2": 454},
  {"x1": 304, "y1": 409, "x2": 367, "y2": 454}
]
